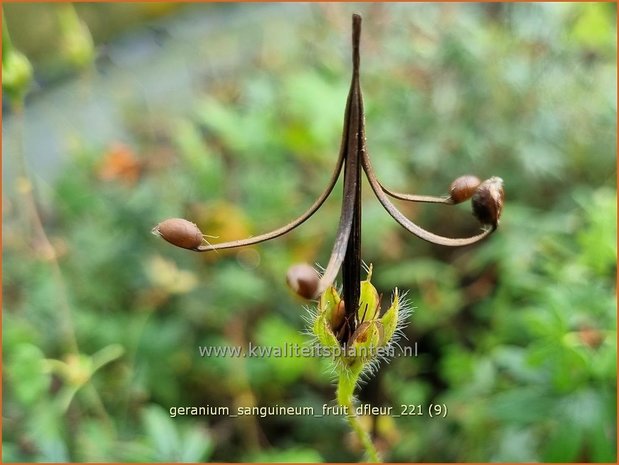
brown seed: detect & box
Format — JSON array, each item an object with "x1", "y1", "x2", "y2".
[
  {"x1": 286, "y1": 263, "x2": 319, "y2": 300},
  {"x1": 152, "y1": 218, "x2": 204, "y2": 250},
  {"x1": 471, "y1": 177, "x2": 504, "y2": 227},
  {"x1": 449, "y1": 175, "x2": 481, "y2": 204},
  {"x1": 331, "y1": 300, "x2": 346, "y2": 331}
]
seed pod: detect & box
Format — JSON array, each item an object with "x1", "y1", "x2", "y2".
[
  {"x1": 449, "y1": 175, "x2": 481, "y2": 204},
  {"x1": 472, "y1": 177, "x2": 504, "y2": 227},
  {"x1": 286, "y1": 263, "x2": 319, "y2": 300},
  {"x1": 152, "y1": 218, "x2": 204, "y2": 250}
]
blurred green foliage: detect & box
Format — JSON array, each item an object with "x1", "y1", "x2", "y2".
[{"x1": 3, "y1": 3, "x2": 616, "y2": 462}]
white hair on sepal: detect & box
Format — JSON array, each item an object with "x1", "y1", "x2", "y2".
[{"x1": 300, "y1": 304, "x2": 318, "y2": 330}]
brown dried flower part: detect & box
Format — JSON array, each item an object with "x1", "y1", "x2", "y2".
[
  {"x1": 578, "y1": 326, "x2": 605, "y2": 349},
  {"x1": 286, "y1": 263, "x2": 319, "y2": 300},
  {"x1": 97, "y1": 143, "x2": 142, "y2": 185},
  {"x1": 449, "y1": 175, "x2": 481, "y2": 204},
  {"x1": 331, "y1": 300, "x2": 346, "y2": 332},
  {"x1": 472, "y1": 177, "x2": 504, "y2": 228},
  {"x1": 152, "y1": 218, "x2": 204, "y2": 250}
]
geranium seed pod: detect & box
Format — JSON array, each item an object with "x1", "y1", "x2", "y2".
[
  {"x1": 286, "y1": 263, "x2": 319, "y2": 300},
  {"x1": 449, "y1": 175, "x2": 481, "y2": 204},
  {"x1": 152, "y1": 218, "x2": 204, "y2": 250},
  {"x1": 471, "y1": 177, "x2": 504, "y2": 227}
]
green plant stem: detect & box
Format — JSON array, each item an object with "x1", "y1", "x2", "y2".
[
  {"x1": 12, "y1": 103, "x2": 80, "y2": 355},
  {"x1": 83, "y1": 383, "x2": 115, "y2": 433},
  {"x1": 337, "y1": 363, "x2": 381, "y2": 463},
  {"x1": 2, "y1": 9, "x2": 14, "y2": 58}
]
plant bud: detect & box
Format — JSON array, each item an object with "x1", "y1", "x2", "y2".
[
  {"x1": 472, "y1": 177, "x2": 504, "y2": 227},
  {"x1": 286, "y1": 263, "x2": 319, "y2": 300},
  {"x1": 152, "y1": 218, "x2": 204, "y2": 250},
  {"x1": 58, "y1": 4, "x2": 94, "y2": 69},
  {"x1": 449, "y1": 175, "x2": 481, "y2": 204},
  {"x1": 2, "y1": 50, "x2": 33, "y2": 101}
]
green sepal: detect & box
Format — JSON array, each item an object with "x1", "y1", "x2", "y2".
[
  {"x1": 313, "y1": 311, "x2": 340, "y2": 349},
  {"x1": 320, "y1": 286, "x2": 340, "y2": 315},
  {"x1": 348, "y1": 320, "x2": 384, "y2": 361},
  {"x1": 358, "y1": 266, "x2": 380, "y2": 322},
  {"x1": 379, "y1": 288, "x2": 399, "y2": 346},
  {"x1": 320, "y1": 286, "x2": 345, "y2": 330}
]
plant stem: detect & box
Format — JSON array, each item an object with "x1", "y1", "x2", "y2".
[
  {"x1": 11, "y1": 100, "x2": 116, "y2": 436},
  {"x1": 336, "y1": 16, "x2": 380, "y2": 463},
  {"x1": 11, "y1": 102, "x2": 81, "y2": 355},
  {"x1": 337, "y1": 363, "x2": 381, "y2": 463},
  {"x1": 2, "y1": 8, "x2": 14, "y2": 57}
]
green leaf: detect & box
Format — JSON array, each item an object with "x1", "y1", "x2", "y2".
[
  {"x1": 245, "y1": 447, "x2": 323, "y2": 463},
  {"x1": 571, "y1": 3, "x2": 614, "y2": 48},
  {"x1": 7, "y1": 343, "x2": 50, "y2": 407},
  {"x1": 27, "y1": 407, "x2": 68, "y2": 462},
  {"x1": 142, "y1": 405, "x2": 179, "y2": 460},
  {"x1": 576, "y1": 188, "x2": 617, "y2": 276},
  {"x1": 542, "y1": 421, "x2": 583, "y2": 462},
  {"x1": 178, "y1": 425, "x2": 213, "y2": 462},
  {"x1": 489, "y1": 387, "x2": 552, "y2": 424}
]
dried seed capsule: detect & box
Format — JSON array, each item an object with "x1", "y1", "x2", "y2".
[
  {"x1": 449, "y1": 175, "x2": 481, "y2": 204},
  {"x1": 152, "y1": 218, "x2": 204, "y2": 250},
  {"x1": 286, "y1": 263, "x2": 319, "y2": 300},
  {"x1": 472, "y1": 177, "x2": 504, "y2": 227}
]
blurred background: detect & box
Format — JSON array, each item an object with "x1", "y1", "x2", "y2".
[{"x1": 2, "y1": 2, "x2": 616, "y2": 462}]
